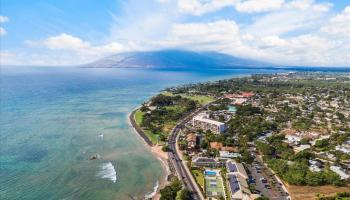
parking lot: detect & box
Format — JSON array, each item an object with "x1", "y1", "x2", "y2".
[{"x1": 246, "y1": 152, "x2": 290, "y2": 200}]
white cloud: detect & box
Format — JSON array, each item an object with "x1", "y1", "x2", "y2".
[
  {"x1": 235, "y1": 0, "x2": 284, "y2": 13},
  {"x1": 176, "y1": 0, "x2": 285, "y2": 15},
  {"x1": 0, "y1": 16, "x2": 9, "y2": 23},
  {"x1": 0, "y1": 15, "x2": 9, "y2": 36},
  {"x1": 0, "y1": 27, "x2": 7, "y2": 36},
  {"x1": 41, "y1": 33, "x2": 90, "y2": 50},
  {"x1": 23, "y1": 33, "x2": 128, "y2": 65},
  {"x1": 245, "y1": 0, "x2": 332, "y2": 36},
  {"x1": 177, "y1": 0, "x2": 236, "y2": 16},
  {"x1": 35, "y1": 33, "x2": 126, "y2": 55},
  {"x1": 157, "y1": 20, "x2": 243, "y2": 51},
  {"x1": 149, "y1": 16, "x2": 349, "y2": 66},
  {"x1": 321, "y1": 6, "x2": 350, "y2": 37}
]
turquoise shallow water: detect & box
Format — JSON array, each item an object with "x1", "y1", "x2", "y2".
[{"x1": 0, "y1": 67, "x2": 289, "y2": 200}]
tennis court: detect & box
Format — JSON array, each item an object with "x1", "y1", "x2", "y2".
[{"x1": 205, "y1": 169, "x2": 225, "y2": 198}]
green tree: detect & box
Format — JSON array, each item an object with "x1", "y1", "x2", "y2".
[{"x1": 176, "y1": 189, "x2": 192, "y2": 200}]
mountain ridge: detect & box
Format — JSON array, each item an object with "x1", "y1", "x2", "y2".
[{"x1": 84, "y1": 50, "x2": 274, "y2": 69}]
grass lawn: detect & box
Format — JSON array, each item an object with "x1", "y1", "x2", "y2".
[
  {"x1": 134, "y1": 109, "x2": 159, "y2": 144},
  {"x1": 162, "y1": 91, "x2": 215, "y2": 105},
  {"x1": 144, "y1": 129, "x2": 159, "y2": 144},
  {"x1": 162, "y1": 91, "x2": 174, "y2": 96},
  {"x1": 134, "y1": 109, "x2": 144, "y2": 126},
  {"x1": 191, "y1": 169, "x2": 205, "y2": 190},
  {"x1": 182, "y1": 94, "x2": 215, "y2": 105}
]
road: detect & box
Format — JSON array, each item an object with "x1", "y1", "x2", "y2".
[{"x1": 167, "y1": 103, "x2": 212, "y2": 200}]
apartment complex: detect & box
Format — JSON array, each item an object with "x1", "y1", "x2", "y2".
[{"x1": 192, "y1": 113, "x2": 226, "y2": 134}]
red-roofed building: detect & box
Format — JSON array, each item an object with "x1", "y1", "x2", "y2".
[
  {"x1": 224, "y1": 92, "x2": 254, "y2": 99},
  {"x1": 241, "y1": 92, "x2": 254, "y2": 98}
]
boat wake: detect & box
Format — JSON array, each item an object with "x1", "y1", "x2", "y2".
[
  {"x1": 144, "y1": 180, "x2": 159, "y2": 199},
  {"x1": 97, "y1": 161, "x2": 117, "y2": 183}
]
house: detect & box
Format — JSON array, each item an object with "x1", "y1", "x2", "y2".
[
  {"x1": 285, "y1": 135, "x2": 301, "y2": 145},
  {"x1": 330, "y1": 166, "x2": 350, "y2": 180},
  {"x1": 309, "y1": 159, "x2": 323, "y2": 172},
  {"x1": 186, "y1": 133, "x2": 197, "y2": 149},
  {"x1": 219, "y1": 151, "x2": 242, "y2": 159},
  {"x1": 335, "y1": 145, "x2": 350, "y2": 154},
  {"x1": 232, "y1": 98, "x2": 247, "y2": 105},
  {"x1": 192, "y1": 157, "x2": 222, "y2": 168},
  {"x1": 311, "y1": 135, "x2": 331, "y2": 146},
  {"x1": 192, "y1": 113, "x2": 226, "y2": 134},
  {"x1": 257, "y1": 131, "x2": 273, "y2": 142},
  {"x1": 293, "y1": 144, "x2": 311, "y2": 153}
]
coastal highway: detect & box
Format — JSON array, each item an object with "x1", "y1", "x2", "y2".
[{"x1": 168, "y1": 103, "x2": 212, "y2": 200}]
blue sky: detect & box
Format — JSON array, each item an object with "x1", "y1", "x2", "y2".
[{"x1": 0, "y1": 0, "x2": 349, "y2": 66}]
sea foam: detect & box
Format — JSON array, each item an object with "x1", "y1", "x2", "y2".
[
  {"x1": 144, "y1": 180, "x2": 159, "y2": 199},
  {"x1": 97, "y1": 162, "x2": 117, "y2": 183}
]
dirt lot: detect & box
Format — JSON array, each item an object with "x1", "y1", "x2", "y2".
[{"x1": 287, "y1": 184, "x2": 350, "y2": 200}]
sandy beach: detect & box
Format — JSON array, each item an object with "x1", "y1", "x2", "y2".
[{"x1": 128, "y1": 109, "x2": 170, "y2": 200}]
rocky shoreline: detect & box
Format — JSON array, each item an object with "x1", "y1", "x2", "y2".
[{"x1": 128, "y1": 108, "x2": 170, "y2": 200}]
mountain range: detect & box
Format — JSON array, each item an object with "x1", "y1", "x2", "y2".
[{"x1": 85, "y1": 50, "x2": 273, "y2": 69}]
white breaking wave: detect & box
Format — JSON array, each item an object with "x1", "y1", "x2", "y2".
[
  {"x1": 144, "y1": 180, "x2": 159, "y2": 199},
  {"x1": 97, "y1": 162, "x2": 117, "y2": 183}
]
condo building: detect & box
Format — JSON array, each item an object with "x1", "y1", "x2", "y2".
[{"x1": 192, "y1": 113, "x2": 226, "y2": 134}]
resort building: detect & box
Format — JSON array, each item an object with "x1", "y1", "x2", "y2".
[
  {"x1": 226, "y1": 161, "x2": 251, "y2": 200},
  {"x1": 226, "y1": 161, "x2": 248, "y2": 179},
  {"x1": 227, "y1": 174, "x2": 251, "y2": 200},
  {"x1": 192, "y1": 113, "x2": 226, "y2": 134},
  {"x1": 191, "y1": 157, "x2": 222, "y2": 168}
]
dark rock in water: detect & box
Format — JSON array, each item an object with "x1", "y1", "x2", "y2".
[{"x1": 89, "y1": 154, "x2": 100, "y2": 160}]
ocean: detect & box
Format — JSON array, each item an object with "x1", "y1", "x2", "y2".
[{"x1": 0, "y1": 67, "x2": 292, "y2": 200}]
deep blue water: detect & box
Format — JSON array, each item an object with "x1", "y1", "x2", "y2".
[{"x1": 0, "y1": 67, "x2": 304, "y2": 200}]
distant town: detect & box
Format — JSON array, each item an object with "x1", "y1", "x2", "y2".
[{"x1": 131, "y1": 72, "x2": 350, "y2": 200}]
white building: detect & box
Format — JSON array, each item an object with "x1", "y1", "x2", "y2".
[
  {"x1": 220, "y1": 151, "x2": 241, "y2": 159},
  {"x1": 192, "y1": 114, "x2": 226, "y2": 134},
  {"x1": 330, "y1": 166, "x2": 350, "y2": 180}
]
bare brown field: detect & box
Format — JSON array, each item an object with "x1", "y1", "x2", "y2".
[{"x1": 287, "y1": 184, "x2": 350, "y2": 200}]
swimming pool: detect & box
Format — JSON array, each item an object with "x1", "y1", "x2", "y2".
[
  {"x1": 205, "y1": 170, "x2": 217, "y2": 176},
  {"x1": 228, "y1": 105, "x2": 237, "y2": 113}
]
